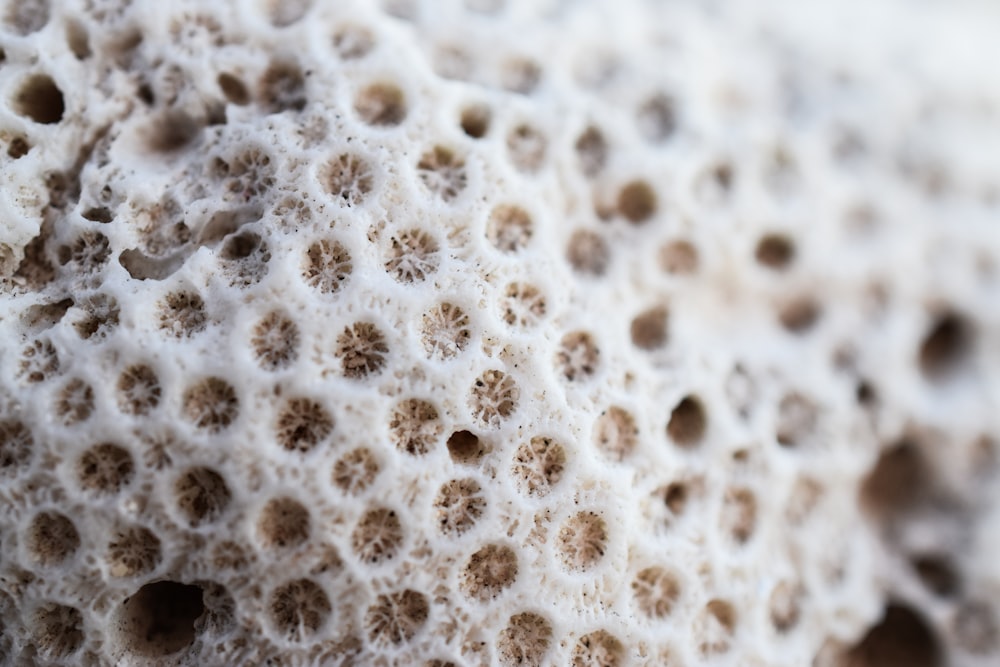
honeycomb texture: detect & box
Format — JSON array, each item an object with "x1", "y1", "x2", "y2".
[{"x1": 0, "y1": 0, "x2": 999, "y2": 665}]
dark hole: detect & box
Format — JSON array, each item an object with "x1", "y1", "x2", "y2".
[
  {"x1": 860, "y1": 440, "x2": 925, "y2": 518},
  {"x1": 856, "y1": 380, "x2": 876, "y2": 406},
  {"x1": 919, "y1": 312, "x2": 971, "y2": 381},
  {"x1": 15, "y1": 74, "x2": 65, "y2": 124},
  {"x1": 842, "y1": 603, "x2": 941, "y2": 667},
  {"x1": 220, "y1": 231, "x2": 260, "y2": 260},
  {"x1": 446, "y1": 430, "x2": 484, "y2": 464},
  {"x1": 779, "y1": 298, "x2": 820, "y2": 334},
  {"x1": 137, "y1": 83, "x2": 154, "y2": 106},
  {"x1": 667, "y1": 395, "x2": 706, "y2": 447},
  {"x1": 218, "y1": 72, "x2": 250, "y2": 106},
  {"x1": 119, "y1": 581, "x2": 204, "y2": 657},
  {"x1": 82, "y1": 207, "x2": 113, "y2": 223},
  {"x1": 460, "y1": 105, "x2": 490, "y2": 139},
  {"x1": 664, "y1": 482, "x2": 687, "y2": 514},
  {"x1": 911, "y1": 554, "x2": 960, "y2": 598},
  {"x1": 755, "y1": 233, "x2": 795, "y2": 269},
  {"x1": 8, "y1": 136, "x2": 29, "y2": 158},
  {"x1": 146, "y1": 111, "x2": 200, "y2": 153}
]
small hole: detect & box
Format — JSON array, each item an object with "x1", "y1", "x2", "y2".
[
  {"x1": 118, "y1": 581, "x2": 204, "y2": 657},
  {"x1": 7, "y1": 136, "x2": 30, "y2": 159},
  {"x1": 911, "y1": 554, "x2": 959, "y2": 597},
  {"x1": 630, "y1": 306, "x2": 668, "y2": 351},
  {"x1": 218, "y1": 73, "x2": 250, "y2": 105},
  {"x1": 659, "y1": 240, "x2": 698, "y2": 274},
  {"x1": 779, "y1": 298, "x2": 820, "y2": 334},
  {"x1": 860, "y1": 440, "x2": 925, "y2": 517},
  {"x1": 667, "y1": 395, "x2": 706, "y2": 447},
  {"x1": 460, "y1": 104, "x2": 490, "y2": 138},
  {"x1": 14, "y1": 74, "x2": 65, "y2": 124},
  {"x1": 446, "y1": 430, "x2": 484, "y2": 464},
  {"x1": 82, "y1": 207, "x2": 113, "y2": 223},
  {"x1": 756, "y1": 233, "x2": 795, "y2": 270},
  {"x1": 919, "y1": 312, "x2": 972, "y2": 381},
  {"x1": 617, "y1": 180, "x2": 657, "y2": 224},
  {"x1": 842, "y1": 603, "x2": 941, "y2": 667},
  {"x1": 354, "y1": 82, "x2": 407, "y2": 126}
]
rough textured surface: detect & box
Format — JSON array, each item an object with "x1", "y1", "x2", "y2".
[{"x1": 0, "y1": 0, "x2": 999, "y2": 665}]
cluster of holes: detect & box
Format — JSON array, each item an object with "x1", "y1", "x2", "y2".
[
  {"x1": 566, "y1": 229, "x2": 609, "y2": 276},
  {"x1": 556, "y1": 331, "x2": 599, "y2": 381},
  {"x1": 461, "y1": 544, "x2": 518, "y2": 601},
  {"x1": 107, "y1": 525, "x2": 162, "y2": 577},
  {"x1": 117, "y1": 365, "x2": 161, "y2": 416},
  {"x1": 182, "y1": 377, "x2": 239, "y2": 432},
  {"x1": 434, "y1": 478, "x2": 486, "y2": 536},
  {"x1": 26, "y1": 511, "x2": 80, "y2": 566},
  {"x1": 18, "y1": 339, "x2": 59, "y2": 383},
  {"x1": 175, "y1": 467, "x2": 231, "y2": 527},
  {"x1": 54, "y1": 378, "x2": 94, "y2": 425},
  {"x1": 572, "y1": 630, "x2": 624, "y2": 667},
  {"x1": 269, "y1": 579, "x2": 331, "y2": 641},
  {"x1": 557, "y1": 512, "x2": 608, "y2": 572},
  {"x1": 303, "y1": 238, "x2": 352, "y2": 294},
  {"x1": 336, "y1": 322, "x2": 388, "y2": 378},
  {"x1": 355, "y1": 82, "x2": 407, "y2": 126},
  {"x1": 512, "y1": 436, "x2": 566, "y2": 497},
  {"x1": 77, "y1": 443, "x2": 134, "y2": 495},
  {"x1": 322, "y1": 154, "x2": 374, "y2": 206},
  {"x1": 58, "y1": 231, "x2": 111, "y2": 273},
  {"x1": 486, "y1": 205, "x2": 533, "y2": 253},
  {"x1": 215, "y1": 148, "x2": 275, "y2": 202},
  {"x1": 630, "y1": 306, "x2": 668, "y2": 351},
  {"x1": 118, "y1": 581, "x2": 205, "y2": 657},
  {"x1": 385, "y1": 228, "x2": 439, "y2": 282},
  {"x1": 251, "y1": 311, "x2": 300, "y2": 370},
  {"x1": 506, "y1": 123, "x2": 547, "y2": 172},
  {"x1": 73, "y1": 294, "x2": 120, "y2": 340},
  {"x1": 352, "y1": 507, "x2": 403, "y2": 564},
  {"x1": 468, "y1": 370, "x2": 519, "y2": 427},
  {"x1": 365, "y1": 589, "x2": 429, "y2": 647},
  {"x1": 32, "y1": 603, "x2": 83, "y2": 660},
  {"x1": 389, "y1": 398, "x2": 441, "y2": 455},
  {"x1": 497, "y1": 612, "x2": 552, "y2": 667},
  {"x1": 333, "y1": 448, "x2": 380, "y2": 495},
  {"x1": 593, "y1": 407, "x2": 638, "y2": 461},
  {"x1": 632, "y1": 566, "x2": 680, "y2": 619},
  {"x1": 417, "y1": 146, "x2": 467, "y2": 201},
  {"x1": 667, "y1": 395, "x2": 707, "y2": 447},
  {"x1": 500, "y1": 282, "x2": 546, "y2": 328},
  {"x1": 158, "y1": 291, "x2": 207, "y2": 338},
  {"x1": 275, "y1": 398, "x2": 334, "y2": 453},
  {"x1": 258, "y1": 497, "x2": 310, "y2": 549},
  {"x1": 720, "y1": 487, "x2": 757, "y2": 544},
  {"x1": 0, "y1": 420, "x2": 33, "y2": 477},
  {"x1": 421, "y1": 302, "x2": 471, "y2": 360},
  {"x1": 14, "y1": 74, "x2": 64, "y2": 124}
]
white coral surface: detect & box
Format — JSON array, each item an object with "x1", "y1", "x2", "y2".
[{"x1": 1, "y1": 0, "x2": 999, "y2": 665}]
